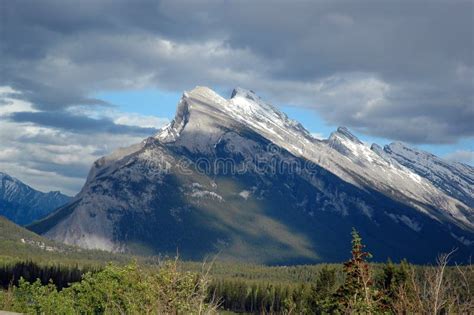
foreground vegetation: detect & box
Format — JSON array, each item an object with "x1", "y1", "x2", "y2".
[
  {"x1": 1, "y1": 229, "x2": 473, "y2": 314},
  {"x1": 0, "y1": 259, "x2": 218, "y2": 314}
]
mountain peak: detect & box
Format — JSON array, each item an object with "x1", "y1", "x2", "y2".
[
  {"x1": 385, "y1": 141, "x2": 409, "y2": 150},
  {"x1": 382, "y1": 142, "x2": 474, "y2": 207},
  {"x1": 230, "y1": 87, "x2": 259, "y2": 101},
  {"x1": 155, "y1": 86, "x2": 315, "y2": 154},
  {"x1": 370, "y1": 143, "x2": 383, "y2": 154},
  {"x1": 29, "y1": 87, "x2": 474, "y2": 263},
  {"x1": 0, "y1": 171, "x2": 71, "y2": 225},
  {"x1": 186, "y1": 86, "x2": 224, "y2": 100},
  {"x1": 331, "y1": 126, "x2": 363, "y2": 144},
  {"x1": 0, "y1": 171, "x2": 14, "y2": 180},
  {"x1": 155, "y1": 86, "x2": 227, "y2": 143},
  {"x1": 385, "y1": 142, "x2": 436, "y2": 159},
  {"x1": 228, "y1": 87, "x2": 286, "y2": 119}
]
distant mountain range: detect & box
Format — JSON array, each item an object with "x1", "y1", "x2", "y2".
[
  {"x1": 29, "y1": 87, "x2": 474, "y2": 264},
  {"x1": 0, "y1": 172, "x2": 71, "y2": 225}
]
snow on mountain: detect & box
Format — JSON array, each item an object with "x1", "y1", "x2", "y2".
[
  {"x1": 155, "y1": 87, "x2": 472, "y2": 230},
  {"x1": 231, "y1": 89, "x2": 473, "y2": 230},
  {"x1": 228, "y1": 88, "x2": 315, "y2": 145},
  {"x1": 382, "y1": 142, "x2": 474, "y2": 207},
  {"x1": 323, "y1": 128, "x2": 472, "y2": 228},
  {"x1": 0, "y1": 171, "x2": 71, "y2": 225},
  {"x1": 29, "y1": 86, "x2": 474, "y2": 263}
]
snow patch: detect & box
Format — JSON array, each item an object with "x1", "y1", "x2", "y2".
[
  {"x1": 387, "y1": 213, "x2": 422, "y2": 232},
  {"x1": 239, "y1": 190, "x2": 251, "y2": 200},
  {"x1": 191, "y1": 190, "x2": 223, "y2": 201}
]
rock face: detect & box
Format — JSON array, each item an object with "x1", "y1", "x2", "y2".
[
  {"x1": 382, "y1": 142, "x2": 474, "y2": 208},
  {"x1": 0, "y1": 172, "x2": 71, "y2": 225},
  {"x1": 29, "y1": 87, "x2": 474, "y2": 264}
]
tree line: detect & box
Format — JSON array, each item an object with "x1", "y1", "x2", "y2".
[
  {"x1": 1, "y1": 229, "x2": 473, "y2": 314},
  {"x1": 0, "y1": 261, "x2": 97, "y2": 290},
  {"x1": 209, "y1": 229, "x2": 473, "y2": 314}
]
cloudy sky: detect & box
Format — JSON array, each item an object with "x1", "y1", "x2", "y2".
[{"x1": 0, "y1": 0, "x2": 473, "y2": 195}]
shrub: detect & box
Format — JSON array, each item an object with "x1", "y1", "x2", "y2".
[{"x1": 0, "y1": 259, "x2": 217, "y2": 314}]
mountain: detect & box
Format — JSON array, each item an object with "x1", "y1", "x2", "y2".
[
  {"x1": 0, "y1": 172, "x2": 71, "y2": 225},
  {"x1": 29, "y1": 87, "x2": 474, "y2": 264},
  {"x1": 379, "y1": 142, "x2": 474, "y2": 208}
]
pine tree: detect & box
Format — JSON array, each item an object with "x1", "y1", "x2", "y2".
[
  {"x1": 378, "y1": 258, "x2": 410, "y2": 310},
  {"x1": 334, "y1": 228, "x2": 380, "y2": 313},
  {"x1": 308, "y1": 265, "x2": 338, "y2": 312}
]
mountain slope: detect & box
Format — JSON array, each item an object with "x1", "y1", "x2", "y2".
[
  {"x1": 0, "y1": 172, "x2": 71, "y2": 225},
  {"x1": 0, "y1": 216, "x2": 136, "y2": 264},
  {"x1": 29, "y1": 87, "x2": 474, "y2": 264},
  {"x1": 380, "y1": 142, "x2": 474, "y2": 208}
]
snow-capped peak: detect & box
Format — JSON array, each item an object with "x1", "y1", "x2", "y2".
[
  {"x1": 229, "y1": 87, "x2": 287, "y2": 120},
  {"x1": 227, "y1": 88, "x2": 314, "y2": 143},
  {"x1": 155, "y1": 86, "x2": 314, "y2": 148},
  {"x1": 384, "y1": 141, "x2": 434, "y2": 157},
  {"x1": 383, "y1": 141, "x2": 474, "y2": 207},
  {"x1": 329, "y1": 127, "x2": 363, "y2": 144},
  {"x1": 230, "y1": 87, "x2": 259, "y2": 101},
  {"x1": 150, "y1": 86, "x2": 472, "y2": 230}
]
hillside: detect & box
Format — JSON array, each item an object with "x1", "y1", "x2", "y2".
[{"x1": 0, "y1": 216, "x2": 131, "y2": 265}]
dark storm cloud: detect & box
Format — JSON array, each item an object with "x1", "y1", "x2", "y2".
[
  {"x1": 1, "y1": 0, "x2": 473, "y2": 144},
  {"x1": 8, "y1": 111, "x2": 157, "y2": 135}
]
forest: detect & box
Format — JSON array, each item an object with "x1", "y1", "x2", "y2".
[{"x1": 0, "y1": 229, "x2": 473, "y2": 314}]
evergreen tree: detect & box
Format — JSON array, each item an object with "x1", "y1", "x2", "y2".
[
  {"x1": 307, "y1": 266, "x2": 338, "y2": 313},
  {"x1": 334, "y1": 228, "x2": 380, "y2": 313},
  {"x1": 378, "y1": 258, "x2": 410, "y2": 310}
]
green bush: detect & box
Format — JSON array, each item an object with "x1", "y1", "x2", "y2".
[{"x1": 1, "y1": 260, "x2": 217, "y2": 314}]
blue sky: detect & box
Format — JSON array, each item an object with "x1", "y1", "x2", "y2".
[{"x1": 95, "y1": 89, "x2": 181, "y2": 119}]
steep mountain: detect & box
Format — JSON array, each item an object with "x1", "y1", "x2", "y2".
[
  {"x1": 29, "y1": 87, "x2": 474, "y2": 264},
  {"x1": 0, "y1": 172, "x2": 71, "y2": 225},
  {"x1": 378, "y1": 142, "x2": 474, "y2": 208}
]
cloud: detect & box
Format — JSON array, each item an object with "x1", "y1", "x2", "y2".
[
  {"x1": 444, "y1": 150, "x2": 474, "y2": 165},
  {"x1": 0, "y1": 0, "x2": 473, "y2": 192},
  {"x1": 0, "y1": 87, "x2": 39, "y2": 115},
  {"x1": 287, "y1": 73, "x2": 473, "y2": 144},
  {"x1": 1, "y1": 0, "x2": 472, "y2": 145},
  {"x1": 0, "y1": 87, "x2": 167, "y2": 195},
  {"x1": 8, "y1": 111, "x2": 158, "y2": 135}
]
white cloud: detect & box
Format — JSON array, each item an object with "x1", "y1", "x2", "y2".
[
  {"x1": 0, "y1": 88, "x2": 38, "y2": 115},
  {"x1": 0, "y1": 87, "x2": 168, "y2": 195},
  {"x1": 2, "y1": 1, "x2": 473, "y2": 145},
  {"x1": 67, "y1": 105, "x2": 169, "y2": 130}
]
